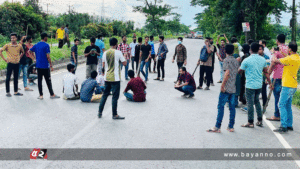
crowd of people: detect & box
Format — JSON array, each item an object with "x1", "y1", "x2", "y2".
[{"x1": 0, "y1": 30, "x2": 299, "y2": 133}]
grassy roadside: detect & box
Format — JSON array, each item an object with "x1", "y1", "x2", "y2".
[{"x1": 0, "y1": 35, "x2": 179, "y2": 70}]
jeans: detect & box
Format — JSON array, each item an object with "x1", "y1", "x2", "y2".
[
  {"x1": 6, "y1": 63, "x2": 19, "y2": 93},
  {"x1": 273, "y1": 79, "x2": 282, "y2": 118},
  {"x1": 98, "y1": 81, "x2": 121, "y2": 116},
  {"x1": 278, "y1": 87, "x2": 297, "y2": 128},
  {"x1": 28, "y1": 74, "x2": 38, "y2": 82},
  {"x1": 199, "y1": 65, "x2": 212, "y2": 87},
  {"x1": 121, "y1": 59, "x2": 130, "y2": 79},
  {"x1": 37, "y1": 68, "x2": 54, "y2": 96},
  {"x1": 246, "y1": 88, "x2": 262, "y2": 123},
  {"x1": 175, "y1": 85, "x2": 195, "y2": 96},
  {"x1": 177, "y1": 62, "x2": 184, "y2": 80},
  {"x1": 124, "y1": 91, "x2": 146, "y2": 102},
  {"x1": 219, "y1": 61, "x2": 223, "y2": 81},
  {"x1": 215, "y1": 92, "x2": 236, "y2": 128},
  {"x1": 19, "y1": 64, "x2": 28, "y2": 88},
  {"x1": 140, "y1": 60, "x2": 149, "y2": 81},
  {"x1": 157, "y1": 59, "x2": 165, "y2": 78},
  {"x1": 100, "y1": 86, "x2": 105, "y2": 93}
]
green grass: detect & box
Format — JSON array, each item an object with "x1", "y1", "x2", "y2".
[{"x1": 292, "y1": 90, "x2": 300, "y2": 107}]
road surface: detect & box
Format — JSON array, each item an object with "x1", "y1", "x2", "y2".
[{"x1": 1, "y1": 39, "x2": 300, "y2": 169}]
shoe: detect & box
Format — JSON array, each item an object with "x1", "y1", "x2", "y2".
[
  {"x1": 287, "y1": 127, "x2": 293, "y2": 131},
  {"x1": 204, "y1": 87, "x2": 210, "y2": 90},
  {"x1": 273, "y1": 127, "x2": 288, "y2": 133},
  {"x1": 6, "y1": 93, "x2": 12, "y2": 97},
  {"x1": 241, "y1": 107, "x2": 248, "y2": 112},
  {"x1": 217, "y1": 81, "x2": 222, "y2": 83},
  {"x1": 197, "y1": 86, "x2": 203, "y2": 90},
  {"x1": 98, "y1": 113, "x2": 102, "y2": 118},
  {"x1": 182, "y1": 94, "x2": 189, "y2": 98},
  {"x1": 14, "y1": 92, "x2": 23, "y2": 96},
  {"x1": 188, "y1": 94, "x2": 195, "y2": 98},
  {"x1": 112, "y1": 115, "x2": 125, "y2": 120}
]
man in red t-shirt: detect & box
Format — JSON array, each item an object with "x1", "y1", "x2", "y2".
[{"x1": 124, "y1": 70, "x2": 147, "y2": 102}]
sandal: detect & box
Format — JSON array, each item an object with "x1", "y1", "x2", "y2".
[
  {"x1": 227, "y1": 127, "x2": 235, "y2": 132},
  {"x1": 160, "y1": 79, "x2": 164, "y2": 81},
  {"x1": 241, "y1": 123, "x2": 254, "y2": 128},
  {"x1": 14, "y1": 93, "x2": 23, "y2": 96},
  {"x1": 207, "y1": 127, "x2": 221, "y2": 133},
  {"x1": 6, "y1": 93, "x2": 12, "y2": 97},
  {"x1": 266, "y1": 116, "x2": 280, "y2": 121},
  {"x1": 197, "y1": 86, "x2": 203, "y2": 90},
  {"x1": 154, "y1": 78, "x2": 160, "y2": 81},
  {"x1": 37, "y1": 96, "x2": 43, "y2": 100},
  {"x1": 256, "y1": 121, "x2": 263, "y2": 127},
  {"x1": 25, "y1": 88, "x2": 33, "y2": 91}
]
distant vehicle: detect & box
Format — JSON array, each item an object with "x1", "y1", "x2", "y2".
[{"x1": 194, "y1": 31, "x2": 203, "y2": 39}]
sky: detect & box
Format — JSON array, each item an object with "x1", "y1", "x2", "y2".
[{"x1": 1, "y1": 0, "x2": 299, "y2": 30}]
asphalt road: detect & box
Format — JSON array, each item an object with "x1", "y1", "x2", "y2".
[{"x1": 1, "y1": 39, "x2": 300, "y2": 169}]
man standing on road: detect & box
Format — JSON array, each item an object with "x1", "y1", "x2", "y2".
[
  {"x1": 239, "y1": 42, "x2": 271, "y2": 128},
  {"x1": 56, "y1": 26, "x2": 65, "y2": 48},
  {"x1": 140, "y1": 36, "x2": 152, "y2": 82},
  {"x1": 129, "y1": 37, "x2": 137, "y2": 70},
  {"x1": 175, "y1": 67, "x2": 196, "y2": 98},
  {"x1": 96, "y1": 34, "x2": 106, "y2": 75},
  {"x1": 134, "y1": 37, "x2": 143, "y2": 73},
  {"x1": 172, "y1": 37, "x2": 187, "y2": 83},
  {"x1": 118, "y1": 35, "x2": 131, "y2": 80},
  {"x1": 197, "y1": 38, "x2": 213, "y2": 90},
  {"x1": 19, "y1": 36, "x2": 34, "y2": 92},
  {"x1": 272, "y1": 42, "x2": 300, "y2": 133},
  {"x1": 64, "y1": 24, "x2": 70, "y2": 48},
  {"x1": 0, "y1": 33, "x2": 24, "y2": 97},
  {"x1": 207, "y1": 44, "x2": 240, "y2": 133},
  {"x1": 98, "y1": 38, "x2": 127, "y2": 120},
  {"x1": 84, "y1": 37, "x2": 100, "y2": 79},
  {"x1": 25, "y1": 36, "x2": 35, "y2": 66},
  {"x1": 267, "y1": 34, "x2": 288, "y2": 122},
  {"x1": 71, "y1": 39, "x2": 80, "y2": 73},
  {"x1": 154, "y1": 36, "x2": 168, "y2": 81},
  {"x1": 259, "y1": 40, "x2": 271, "y2": 59},
  {"x1": 148, "y1": 35, "x2": 156, "y2": 73},
  {"x1": 216, "y1": 35, "x2": 229, "y2": 83},
  {"x1": 30, "y1": 33, "x2": 60, "y2": 100},
  {"x1": 124, "y1": 70, "x2": 147, "y2": 102}
]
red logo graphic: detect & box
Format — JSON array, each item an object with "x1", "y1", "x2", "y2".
[{"x1": 30, "y1": 148, "x2": 48, "y2": 160}]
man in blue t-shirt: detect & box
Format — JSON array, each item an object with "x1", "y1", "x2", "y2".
[
  {"x1": 95, "y1": 34, "x2": 106, "y2": 75},
  {"x1": 239, "y1": 42, "x2": 271, "y2": 128},
  {"x1": 148, "y1": 35, "x2": 156, "y2": 73},
  {"x1": 80, "y1": 71, "x2": 102, "y2": 103},
  {"x1": 30, "y1": 33, "x2": 60, "y2": 100}
]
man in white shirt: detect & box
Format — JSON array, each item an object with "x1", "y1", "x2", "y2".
[
  {"x1": 63, "y1": 64, "x2": 79, "y2": 100},
  {"x1": 259, "y1": 40, "x2": 272, "y2": 59},
  {"x1": 98, "y1": 38, "x2": 127, "y2": 119},
  {"x1": 129, "y1": 37, "x2": 137, "y2": 70}
]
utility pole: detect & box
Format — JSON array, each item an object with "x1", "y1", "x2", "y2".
[{"x1": 291, "y1": 0, "x2": 297, "y2": 42}]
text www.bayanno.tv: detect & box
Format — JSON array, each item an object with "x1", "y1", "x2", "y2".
[{"x1": 224, "y1": 152, "x2": 293, "y2": 158}]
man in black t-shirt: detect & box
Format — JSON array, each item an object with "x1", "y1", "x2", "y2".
[
  {"x1": 134, "y1": 37, "x2": 143, "y2": 73},
  {"x1": 140, "y1": 36, "x2": 152, "y2": 82},
  {"x1": 84, "y1": 37, "x2": 100, "y2": 79}
]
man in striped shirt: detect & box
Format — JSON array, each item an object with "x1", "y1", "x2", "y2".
[{"x1": 98, "y1": 38, "x2": 127, "y2": 120}]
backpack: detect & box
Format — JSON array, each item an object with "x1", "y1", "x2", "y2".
[{"x1": 200, "y1": 46, "x2": 208, "y2": 62}]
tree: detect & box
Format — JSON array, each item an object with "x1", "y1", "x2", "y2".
[
  {"x1": 24, "y1": 0, "x2": 42, "y2": 14},
  {"x1": 133, "y1": 0, "x2": 176, "y2": 35}
]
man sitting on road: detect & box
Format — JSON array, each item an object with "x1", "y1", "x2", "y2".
[
  {"x1": 272, "y1": 42, "x2": 300, "y2": 133},
  {"x1": 175, "y1": 67, "x2": 196, "y2": 98},
  {"x1": 124, "y1": 70, "x2": 147, "y2": 102},
  {"x1": 63, "y1": 64, "x2": 80, "y2": 100},
  {"x1": 207, "y1": 44, "x2": 240, "y2": 133},
  {"x1": 80, "y1": 71, "x2": 102, "y2": 103}
]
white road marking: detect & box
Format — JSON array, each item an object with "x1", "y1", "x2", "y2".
[{"x1": 263, "y1": 115, "x2": 300, "y2": 167}]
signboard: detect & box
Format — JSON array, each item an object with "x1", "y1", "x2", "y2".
[{"x1": 242, "y1": 22, "x2": 250, "y2": 32}]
